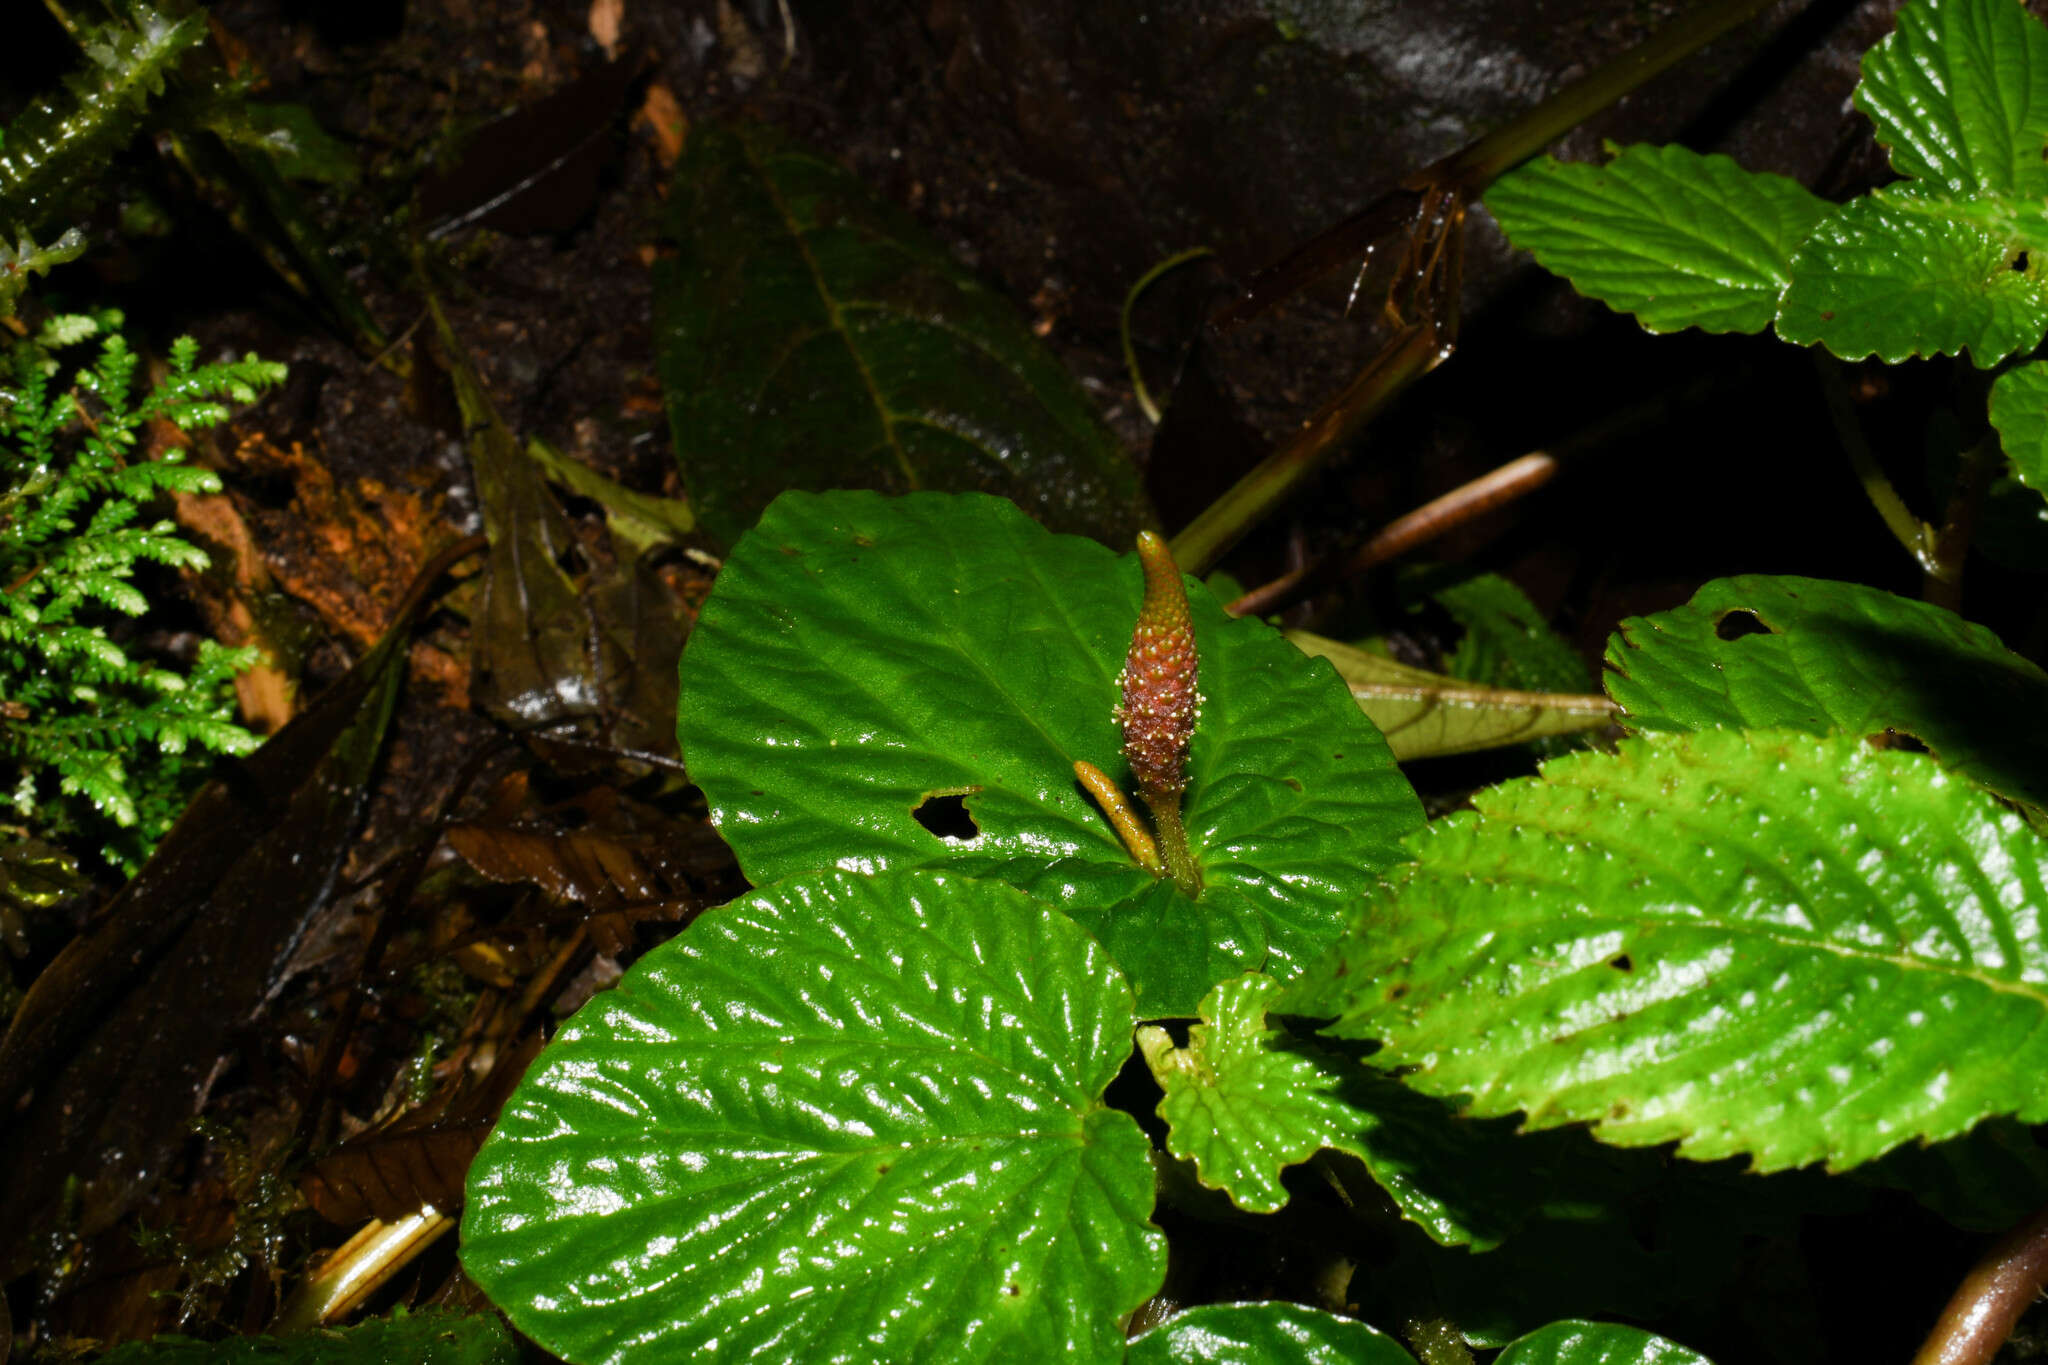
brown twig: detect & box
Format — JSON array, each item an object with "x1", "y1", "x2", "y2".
[
  {"x1": 1226, "y1": 453, "x2": 1556, "y2": 617},
  {"x1": 1912, "y1": 1200, "x2": 2048, "y2": 1365}
]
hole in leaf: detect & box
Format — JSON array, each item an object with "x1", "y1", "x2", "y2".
[
  {"x1": 1866, "y1": 730, "x2": 1930, "y2": 754},
  {"x1": 1004, "y1": 1284, "x2": 1022, "y2": 1297},
  {"x1": 1386, "y1": 983, "x2": 1408, "y2": 1000},
  {"x1": 2015, "y1": 251, "x2": 2032, "y2": 272},
  {"x1": 1283, "y1": 776, "x2": 1304, "y2": 791},
  {"x1": 1609, "y1": 953, "x2": 1633, "y2": 972},
  {"x1": 1714, "y1": 610, "x2": 1772, "y2": 641},
  {"x1": 912, "y1": 791, "x2": 979, "y2": 842}
]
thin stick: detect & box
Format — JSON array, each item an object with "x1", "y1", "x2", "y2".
[
  {"x1": 1226, "y1": 453, "x2": 1556, "y2": 617},
  {"x1": 1911, "y1": 1200, "x2": 2048, "y2": 1365},
  {"x1": 1925, "y1": 428, "x2": 1999, "y2": 612},
  {"x1": 1122, "y1": 247, "x2": 1215, "y2": 425}
]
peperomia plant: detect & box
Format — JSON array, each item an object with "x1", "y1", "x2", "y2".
[{"x1": 456, "y1": 0, "x2": 2048, "y2": 1361}]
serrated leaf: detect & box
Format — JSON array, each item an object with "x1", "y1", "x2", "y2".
[
  {"x1": 1291, "y1": 729, "x2": 2048, "y2": 1173},
  {"x1": 1603, "y1": 574, "x2": 2048, "y2": 811},
  {"x1": 1436, "y1": 574, "x2": 1593, "y2": 696},
  {"x1": 677, "y1": 491, "x2": 1422, "y2": 1016},
  {"x1": 1139, "y1": 973, "x2": 1499, "y2": 1245},
  {"x1": 1990, "y1": 358, "x2": 2048, "y2": 500},
  {"x1": 1494, "y1": 1321, "x2": 1712, "y2": 1365},
  {"x1": 1125, "y1": 1302, "x2": 1419, "y2": 1365},
  {"x1": 1291, "y1": 630, "x2": 1613, "y2": 762},
  {"x1": 1775, "y1": 192, "x2": 2048, "y2": 364},
  {"x1": 655, "y1": 122, "x2": 1151, "y2": 548},
  {"x1": 461, "y1": 868, "x2": 1162, "y2": 1365},
  {"x1": 1483, "y1": 143, "x2": 1831, "y2": 335},
  {"x1": 1854, "y1": 0, "x2": 2048, "y2": 197}
]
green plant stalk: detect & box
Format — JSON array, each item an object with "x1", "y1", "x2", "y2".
[
  {"x1": 1815, "y1": 355, "x2": 1939, "y2": 573},
  {"x1": 1122, "y1": 246, "x2": 1215, "y2": 425},
  {"x1": 1144, "y1": 796, "x2": 1201, "y2": 899},
  {"x1": 1170, "y1": 322, "x2": 1438, "y2": 576}
]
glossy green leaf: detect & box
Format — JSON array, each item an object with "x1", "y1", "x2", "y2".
[
  {"x1": 1138, "y1": 973, "x2": 1481, "y2": 1243},
  {"x1": 677, "y1": 491, "x2": 1422, "y2": 1015},
  {"x1": 462, "y1": 868, "x2": 1162, "y2": 1365},
  {"x1": 1289, "y1": 729, "x2": 2048, "y2": 1173},
  {"x1": 1990, "y1": 359, "x2": 2048, "y2": 501},
  {"x1": 1603, "y1": 574, "x2": 2048, "y2": 811},
  {"x1": 655, "y1": 122, "x2": 1151, "y2": 548},
  {"x1": 1125, "y1": 1302, "x2": 1418, "y2": 1365},
  {"x1": 1483, "y1": 143, "x2": 1831, "y2": 335},
  {"x1": 1854, "y1": 0, "x2": 2048, "y2": 197},
  {"x1": 1291, "y1": 631, "x2": 1613, "y2": 762},
  {"x1": 1775, "y1": 191, "x2": 2048, "y2": 364},
  {"x1": 1494, "y1": 1321, "x2": 1712, "y2": 1365}
]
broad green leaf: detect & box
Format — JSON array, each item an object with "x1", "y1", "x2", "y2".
[
  {"x1": 1603, "y1": 574, "x2": 2048, "y2": 811},
  {"x1": 655, "y1": 121, "x2": 1151, "y2": 548},
  {"x1": 1125, "y1": 1303, "x2": 1418, "y2": 1365},
  {"x1": 1291, "y1": 630, "x2": 1614, "y2": 761},
  {"x1": 1288, "y1": 729, "x2": 2048, "y2": 1173},
  {"x1": 1775, "y1": 192, "x2": 2048, "y2": 364},
  {"x1": 677, "y1": 491, "x2": 1422, "y2": 1015},
  {"x1": 1495, "y1": 1321, "x2": 1712, "y2": 1365},
  {"x1": 1990, "y1": 359, "x2": 2048, "y2": 500},
  {"x1": 1483, "y1": 143, "x2": 1831, "y2": 335},
  {"x1": 462, "y1": 868, "x2": 1162, "y2": 1365},
  {"x1": 1854, "y1": 0, "x2": 2048, "y2": 197},
  {"x1": 1435, "y1": 573, "x2": 1593, "y2": 697}
]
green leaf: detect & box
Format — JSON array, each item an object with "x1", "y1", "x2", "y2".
[
  {"x1": 1603, "y1": 574, "x2": 2048, "y2": 811},
  {"x1": 1435, "y1": 574, "x2": 1593, "y2": 696},
  {"x1": 676, "y1": 491, "x2": 1422, "y2": 1016},
  {"x1": 1854, "y1": 0, "x2": 2048, "y2": 197},
  {"x1": 1291, "y1": 630, "x2": 1613, "y2": 762},
  {"x1": 1775, "y1": 191, "x2": 2048, "y2": 363},
  {"x1": 1483, "y1": 143, "x2": 1832, "y2": 335},
  {"x1": 1125, "y1": 1303, "x2": 1418, "y2": 1365},
  {"x1": 462, "y1": 867, "x2": 1161, "y2": 1365},
  {"x1": 1495, "y1": 1321, "x2": 1712, "y2": 1365},
  {"x1": 1290, "y1": 728, "x2": 2048, "y2": 1173},
  {"x1": 654, "y1": 122, "x2": 1152, "y2": 548},
  {"x1": 1990, "y1": 358, "x2": 2048, "y2": 501}
]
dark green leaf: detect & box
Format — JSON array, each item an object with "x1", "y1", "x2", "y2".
[
  {"x1": 676, "y1": 491, "x2": 1422, "y2": 1015},
  {"x1": 1125, "y1": 1303, "x2": 1418, "y2": 1365},
  {"x1": 655, "y1": 122, "x2": 1152, "y2": 547},
  {"x1": 1495, "y1": 1321, "x2": 1712, "y2": 1365},
  {"x1": 1990, "y1": 359, "x2": 2048, "y2": 503},
  {"x1": 1290, "y1": 729, "x2": 2048, "y2": 1173},
  {"x1": 1603, "y1": 573, "x2": 2048, "y2": 811},
  {"x1": 1855, "y1": 0, "x2": 2048, "y2": 197},
  {"x1": 1483, "y1": 143, "x2": 1831, "y2": 335},
  {"x1": 462, "y1": 868, "x2": 1162, "y2": 1364},
  {"x1": 1775, "y1": 192, "x2": 2048, "y2": 364}
]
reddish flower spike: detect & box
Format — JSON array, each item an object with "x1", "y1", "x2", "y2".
[{"x1": 1115, "y1": 530, "x2": 1200, "y2": 799}]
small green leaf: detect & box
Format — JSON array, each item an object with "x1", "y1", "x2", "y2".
[
  {"x1": 1854, "y1": 0, "x2": 2048, "y2": 197},
  {"x1": 655, "y1": 122, "x2": 1152, "y2": 548},
  {"x1": 1990, "y1": 359, "x2": 2048, "y2": 500},
  {"x1": 677, "y1": 491, "x2": 1423, "y2": 1015},
  {"x1": 1483, "y1": 143, "x2": 1832, "y2": 335},
  {"x1": 1775, "y1": 192, "x2": 2048, "y2": 363},
  {"x1": 1125, "y1": 1303, "x2": 1419, "y2": 1365},
  {"x1": 462, "y1": 868, "x2": 1162, "y2": 1365},
  {"x1": 1435, "y1": 573, "x2": 1593, "y2": 697},
  {"x1": 1495, "y1": 1321, "x2": 1712, "y2": 1365},
  {"x1": 1293, "y1": 729, "x2": 2048, "y2": 1173},
  {"x1": 1603, "y1": 574, "x2": 2048, "y2": 811}
]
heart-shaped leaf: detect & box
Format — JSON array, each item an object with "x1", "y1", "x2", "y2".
[
  {"x1": 462, "y1": 867, "x2": 1162, "y2": 1365},
  {"x1": 677, "y1": 490, "x2": 1422, "y2": 1016}
]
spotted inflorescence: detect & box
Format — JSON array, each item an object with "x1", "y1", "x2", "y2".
[{"x1": 1115, "y1": 530, "x2": 1201, "y2": 797}]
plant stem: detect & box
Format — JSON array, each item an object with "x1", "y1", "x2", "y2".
[
  {"x1": 1122, "y1": 247, "x2": 1216, "y2": 426},
  {"x1": 1144, "y1": 793, "x2": 1203, "y2": 899},
  {"x1": 1911, "y1": 1200, "x2": 2048, "y2": 1365},
  {"x1": 1170, "y1": 323, "x2": 1440, "y2": 576},
  {"x1": 1926, "y1": 429, "x2": 1999, "y2": 612},
  {"x1": 1074, "y1": 758, "x2": 1163, "y2": 875},
  {"x1": 1814, "y1": 354, "x2": 1939, "y2": 573}
]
